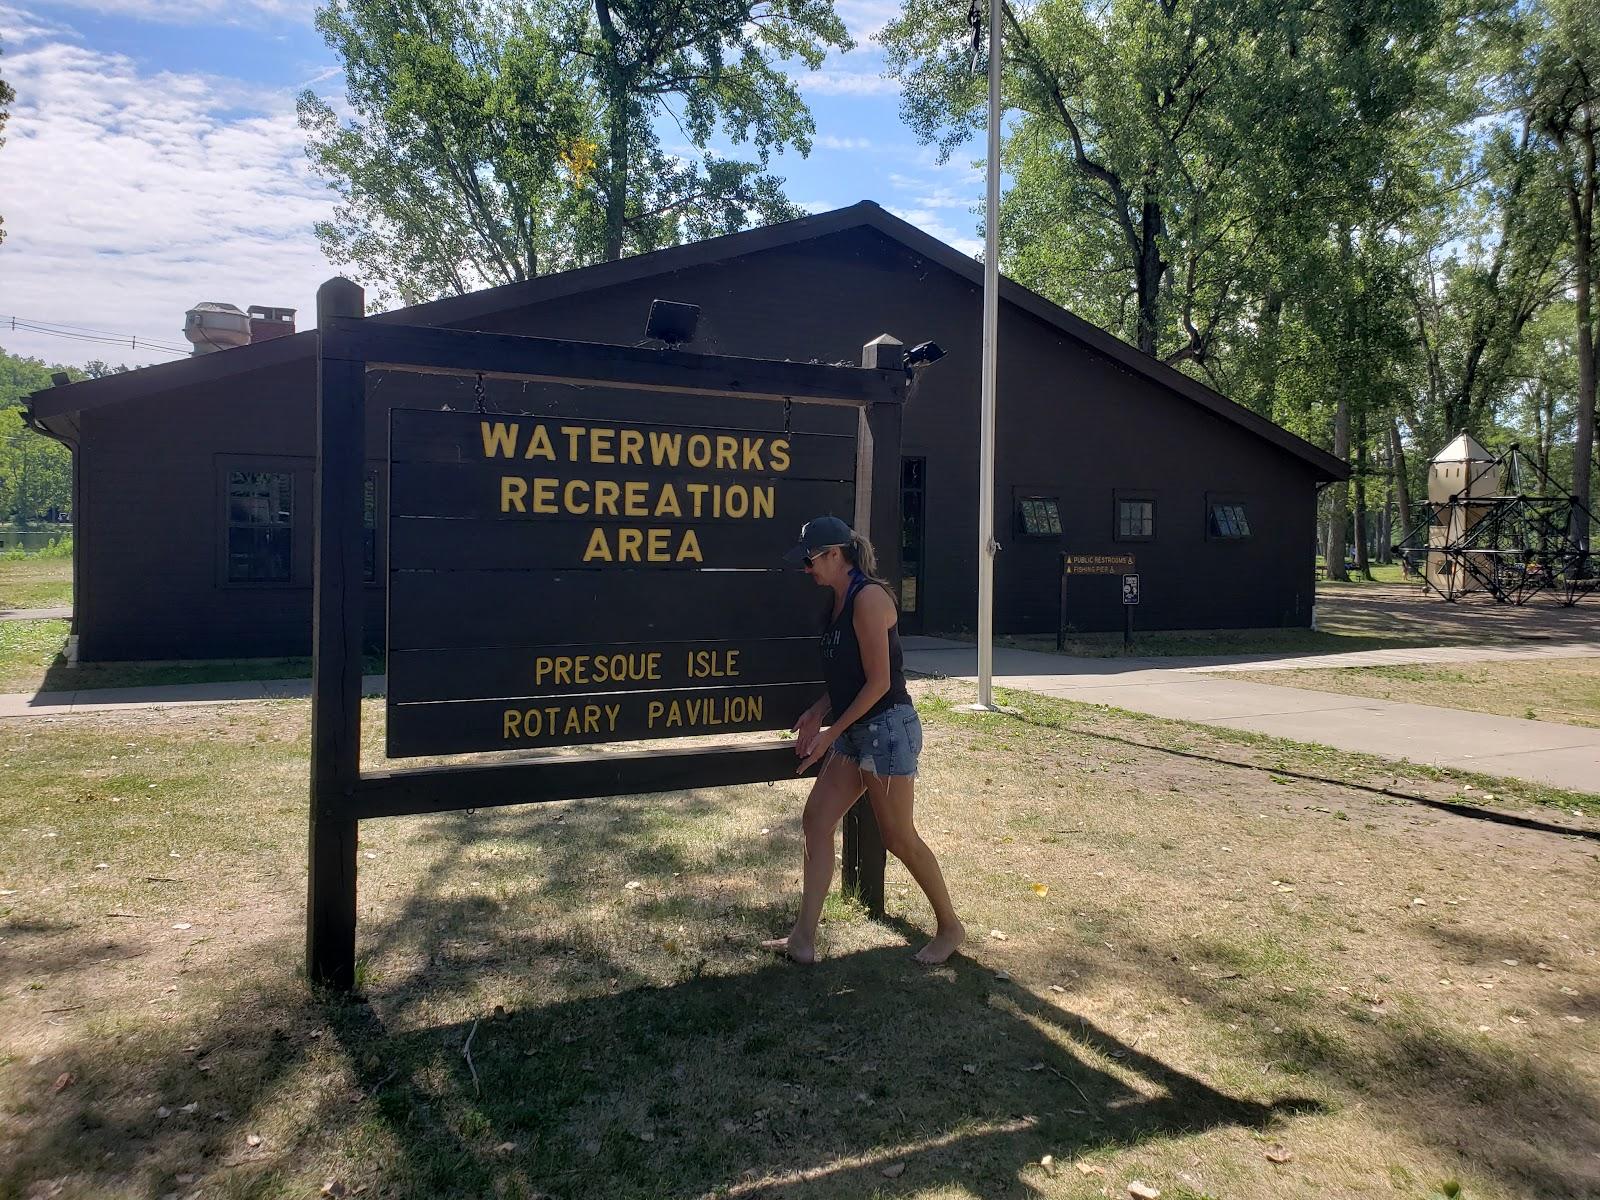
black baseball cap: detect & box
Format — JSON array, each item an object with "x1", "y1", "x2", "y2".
[{"x1": 782, "y1": 515, "x2": 853, "y2": 564}]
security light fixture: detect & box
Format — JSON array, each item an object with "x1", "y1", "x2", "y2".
[
  {"x1": 645, "y1": 299, "x2": 700, "y2": 348},
  {"x1": 905, "y1": 340, "x2": 946, "y2": 369}
]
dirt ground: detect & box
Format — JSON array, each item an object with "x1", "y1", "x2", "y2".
[
  {"x1": 2, "y1": 684, "x2": 1598, "y2": 1199},
  {"x1": 1314, "y1": 582, "x2": 1600, "y2": 647}
]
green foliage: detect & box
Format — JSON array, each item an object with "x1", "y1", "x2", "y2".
[
  {"x1": 0, "y1": 347, "x2": 77, "y2": 526},
  {"x1": 300, "y1": 0, "x2": 846, "y2": 305}
]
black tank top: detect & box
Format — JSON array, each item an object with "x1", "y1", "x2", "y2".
[{"x1": 821, "y1": 572, "x2": 913, "y2": 722}]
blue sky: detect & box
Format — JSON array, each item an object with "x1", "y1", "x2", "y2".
[{"x1": 0, "y1": 0, "x2": 985, "y2": 367}]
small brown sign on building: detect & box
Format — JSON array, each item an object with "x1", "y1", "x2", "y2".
[{"x1": 1061, "y1": 553, "x2": 1136, "y2": 576}]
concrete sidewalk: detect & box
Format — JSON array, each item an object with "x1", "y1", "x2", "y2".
[
  {"x1": 0, "y1": 606, "x2": 71, "y2": 622},
  {"x1": 0, "y1": 675, "x2": 386, "y2": 719},
  {"x1": 2, "y1": 640, "x2": 1596, "y2": 793},
  {"x1": 900, "y1": 637, "x2": 1600, "y2": 794}
]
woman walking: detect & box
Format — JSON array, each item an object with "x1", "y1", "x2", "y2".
[{"x1": 763, "y1": 516, "x2": 965, "y2": 965}]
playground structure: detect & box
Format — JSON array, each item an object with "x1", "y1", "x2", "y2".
[{"x1": 1393, "y1": 433, "x2": 1598, "y2": 607}]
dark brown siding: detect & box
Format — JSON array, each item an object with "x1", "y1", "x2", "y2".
[{"x1": 74, "y1": 227, "x2": 1318, "y2": 661}]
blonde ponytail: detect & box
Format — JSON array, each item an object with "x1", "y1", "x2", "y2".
[{"x1": 842, "y1": 529, "x2": 892, "y2": 592}]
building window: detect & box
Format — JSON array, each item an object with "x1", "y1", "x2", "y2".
[
  {"x1": 1017, "y1": 496, "x2": 1062, "y2": 537},
  {"x1": 1208, "y1": 501, "x2": 1252, "y2": 540},
  {"x1": 1116, "y1": 497, "x2": 1155, "y2": 541},
  {"x1": 363, "y1": 475, "x2": 378, "y2": 583},
  {"x1": 227, "y1": 471, "x2": 293, "y2": 582}
]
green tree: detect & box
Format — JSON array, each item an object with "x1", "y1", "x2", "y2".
[
  {"x1": 882, "y1": 0, "x2": 1444, "y2": 368},
  {"x1": 0, "y1": 347, "x2": 77, "y2": 525},
  {"x1": 301, "y1": 0, "x2": 846, "y2": 304}
]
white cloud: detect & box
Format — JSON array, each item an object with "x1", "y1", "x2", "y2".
[
  {"x1": 794, "y1": 68, "x2": 898, "y2": 96},
  {"x1": 815, "y1": 134, "x2": 873, "y2": 151},
  {"x1": 0, "y1": 23, "x2": 337, "y2": 366},
  {"x1": 888, "y1": 206, "x2": 982, "y2": 258},
  {"x1": 16, "y1": 0, "x2": 312, "y2": 28},
  {"x1": 835, "y1": 0, "x2": 901, "y2": 42}
]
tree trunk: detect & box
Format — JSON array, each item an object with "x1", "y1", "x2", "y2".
[
  {"x1": 1326, "y1": 230, "x2": 1355, "y2": 581},
  {"x1": 1254, "y1": 290, "x2": 1284, "y2": 419},
  {"x1": 1354, "y1": 409, "x2": 1371, "y2": 578},
  {"x1": 1390, "y1": 417, "x2": 1414, "y2": 575},
  {"x1": 594, "y1": 0, "x2": 630, "y2": 263},
  {"x1": 1135, "y1": 192, "x2": 1163, "y2": 356},
  {"x1": 1569, "y1": 123, "x2": 1596, "y2": 553}
]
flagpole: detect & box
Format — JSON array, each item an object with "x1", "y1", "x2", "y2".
[{"x1": 975, "y1": 0, "x2": 1001, "y2": 709}]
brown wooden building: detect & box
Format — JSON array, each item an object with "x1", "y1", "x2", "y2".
[{"x1": 24, "y1": 202, "x2": 1345, "y2": 663}]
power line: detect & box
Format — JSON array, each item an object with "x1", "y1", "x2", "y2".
[{"x1": 2, "y1": 315, "x2": 192, "y2": 357}]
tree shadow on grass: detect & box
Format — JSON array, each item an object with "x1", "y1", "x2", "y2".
[{"x1": 325, "y1": 941, "x2": 1317, "y2": 1199}]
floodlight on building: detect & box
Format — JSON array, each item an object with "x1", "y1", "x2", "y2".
[
  {"x1": 905, "y1": 340, "x2": 946, "y2": 369},
  {"x1": 645, "y1": 299, "x2": 700, "y2": 348}
]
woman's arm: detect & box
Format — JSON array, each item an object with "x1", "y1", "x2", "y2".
[{"x1": 795, "y1": 587, "x2": 895, "y2": 773}]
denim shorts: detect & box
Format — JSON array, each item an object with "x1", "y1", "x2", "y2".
[{"x1": 832, "y1": 702, "x2": 923, "y2": 778}]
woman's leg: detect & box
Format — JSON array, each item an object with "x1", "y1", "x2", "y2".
[
  {"x1": 762, "y1": 752, "x2": 866, "y2": 963},
  {"x1": 863, "y1": 773, "x2": 965, "y2": 964}
]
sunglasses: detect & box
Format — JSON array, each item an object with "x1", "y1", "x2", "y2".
[{"x1": 802, "y1": 546, "x2": 843, "y2": 569}]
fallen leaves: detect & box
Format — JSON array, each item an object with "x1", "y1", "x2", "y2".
[
  {"x1": 1030, "y1": 883, "x2": 1049, "y2": 897},
  {"x1": 881, "y1": 1161, "x2": 906, "y2": 1179},
  {"x1": 988, "y1": 929, "x2": 1008, "y2": 941},
  {"x1": 1074, "y1": 1160, "x2": 1105, "y2": 1177},
  {"x1": 1128, "y1": 1181, "x2": 1161, "y2": 1199},
  {"x1": 1266, "y1": 1145, "x2": 1294, "y2": 1164},
  {"x1": 50, "y1": 1072, "x2": 74, "y2": 1093}
]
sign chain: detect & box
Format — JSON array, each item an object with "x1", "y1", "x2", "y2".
[{"x1": 473, "y1": 372, "x2": 488, "y2": 415}]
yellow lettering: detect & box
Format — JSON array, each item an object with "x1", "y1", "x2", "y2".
[
  {"x1": 583, "y1": 705, "x2": 601, "y2": 734},
  {"x1": 481, "y1": 421, "x2": 519, "y2": 458},
  {"x1": 619, "y1": 428, "x2": 644, "y2": 465},
  {"x1": 582, "y1": 528, "x2": 612, "y2": 561},
  {"x1": 753, "y1": 486, "x2": 774, "y2": 519},
  {"x1": 554, "y1": 656, "x2": 573, "y2": 685},
  {"x1": 647, "y1": 528, "x2": 671, "y2": 561},
  {"x1": 524, "y1": 423, "x2": 555, "y2": 461},
  {"x1": 666, "y1": 700, "x2": 684, "y2": 728},
  {"x1": 503, "y1": 709, "x2": 523, "y2": 738},
  {"x1": 645, "y1": 652, "x2": 661, "y2": 678},
  {"x1": 590, "y1": 427, "x2": 615, "y2": 463},
  {"x1": 531, "y1": 478, "x2": 558, "y2": 514},
  {"x1": 769, "y1": 439, "x2": 791, "y2": 472},
  {"x1": 685, "y1": 483, "x2": 708, "y2": 517},
  {"x1": 618, "y1": 528, "x2": 643, "y2": 561},
  {"x1": 605, "y1": 703, "x2": 621, "y2": 730},
  {"x1": 564, "y1": 479, "x2": 591, "y2": 514},
  {"x1": 560, "y1": 425, "x2": 586, "y2": 461},
  {"x1": 655, "y1": 482, "x2": 682, "y2": 517},
  {"x1": 623, "y1": 481, "x2": 649, "y2": 517},
  {"x1": 649, "y1": 430, "x2": 682, "y2": 466},
  {"x1": 648, "y1": 699, "x2": 665, "y2": 727},
  {"x1": 725, "y1": 485, "x2": 749, "y2": 518},
  {"x1": 563, "y1": 707, "x2": 583, "y2": 735},
  {"x1": 534, "y1": 656, "x2": 553, "y2": 685},
  {"x1": 742, "y1": 438, "x2": 765, "y2": 471},
  {"x1": 687, "y1": 434, "x2": 712, "y2": 468},
  {"x1": 501, "y1": 476, "x2": 528, "y2": 513},
  {"x1": 728, "y1": 649, "x2": 741, "y2": 676},
  {"x1": 715, "y1": 435, "x2": 738, "y2": 470},
  {"x1": 595, "y1": 480, "x2": 620, "y2": 516},
  {"x1": 677, "y1": 529, "x2": 703, "y2": 562}
]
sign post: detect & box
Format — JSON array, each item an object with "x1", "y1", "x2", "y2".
[
  {"x1": 306, "y1": 283, "x2": 906, "y2": 988},
  {"x1": 1121, "y1": 572, "x2": 1140, "y2": 649},
  {"x1": 1057, "y1": 553, "x2": 1136, "y2": 651}
]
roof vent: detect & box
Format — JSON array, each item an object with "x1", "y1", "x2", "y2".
[{"x1": 183, "y1": 302, "x2": 251, "y2": 356}]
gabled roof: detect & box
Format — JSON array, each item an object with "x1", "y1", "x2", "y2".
[{"x1": 26, "y1": 201, "x2": 1346, "y2": 479}]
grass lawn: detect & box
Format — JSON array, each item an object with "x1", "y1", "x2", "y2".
[
  {"x1": 1316, "y1": 562, "x2": 1413, "y2": 587},
  {"x1": 0, "y1": 555, "x2": 72, "y2": 611},
  {"x1": 3, "y1": 684, "x2": 1598, "y2": 1199},
  {"x1": 1223, "y1": 657, "x2": 1600, "y2": 730}
]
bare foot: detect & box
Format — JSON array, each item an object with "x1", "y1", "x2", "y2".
[
  {"x1": 913, "y1": 921, "x2": 966, "y2": 965},
  {"x1": 760, "y1": 935, "x2": 816, "y2": 964}
]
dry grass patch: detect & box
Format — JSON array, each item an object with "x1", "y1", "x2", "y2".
[
  {"x1": 1222, "y1": 657, "x2": 1600, "y2": 729},
  {"x1": 2, "y1": 687, "x2": 1598, "y2": 1199}
]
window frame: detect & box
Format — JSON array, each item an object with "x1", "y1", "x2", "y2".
[
  {"x1": 217, "y1": 459, "x2": 303, "y2": 588},
  {"x1": 1205, "y1": 493, "x2": 1254, "y2": 542},
  {"x1": 1014, "y1": 493, "x2": 1063, "y2": 539},
  {"x1": 1112, "y1": 491, "x2": 1157, "y2": 543}
]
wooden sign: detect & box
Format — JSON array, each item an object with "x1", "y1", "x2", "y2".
[
  {"x1": 1062, "y1": 553, "x2": 1136, "y2": 576},
  {"x1": 385, "y1": 409, "x2": 854, "y2": 757}
]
